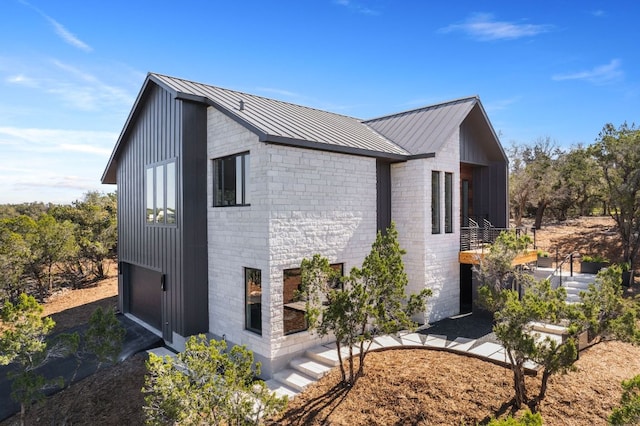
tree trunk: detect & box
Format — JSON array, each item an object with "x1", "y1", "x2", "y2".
[
  {"x1": 335, "y1": 341, "x2": 346, "y2": 385},
  {"x1": 537, "y1": 369, "x2": 551, "y2": 404},
  {"x1": 533, "y1": 201, "x2": 548, "y2": 230}
]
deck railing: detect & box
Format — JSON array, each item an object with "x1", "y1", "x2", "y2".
[{"x1": 460, "y1": 222, "x2": 529, "y2": 251}]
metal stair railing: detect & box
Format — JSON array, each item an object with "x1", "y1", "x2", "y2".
[{"x1": 547, "y1": 251, "x2": 581, "y2": 289}]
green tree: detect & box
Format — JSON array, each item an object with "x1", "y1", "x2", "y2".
[
  {"x1": 50, "y1": 191, "x2": 117, "y2": 281},
  {"x1": 0, "y1": 294, "x2": 78, "y2": 425},
  {"x1": 0, "y1": 219, "x2": 30, "y2": 303},
  {"x1": 590, "y1": 122, "x2": 640, "y2": 271},
  {"x1": 301, "y1": 222, "x2": 431, "y2": 386},
  {"x1": 143, "y1": 335, "x2": 286, "y2": 425},
  {"x1": 610, "y1": 374, "x2": 640, "y2": 425},
  {"x1": 488, "y1": 409, "x2": 542, "y2": 426},
  {"x1": 25, "y1": 214, "x2": 79, "y2": 296}
]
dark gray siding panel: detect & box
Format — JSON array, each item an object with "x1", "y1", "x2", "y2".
[
  {"x1": 472, "y1": 163, "x2": 508, "y2": 228},
  {"x1": 376, "y1": 160, "x2": 391, "y2": 232},
  {"x1": 116, "y1": 84, "x2": 182, "y2": 342},
  {"x1": 180, "y1": 101, "x2": 209, "y2": 336}
]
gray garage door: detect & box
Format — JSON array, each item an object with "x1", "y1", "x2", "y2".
[{"x1": 128, "y1": 264, "x2": 163, "y2": 331}]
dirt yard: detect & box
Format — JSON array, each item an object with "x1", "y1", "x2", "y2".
[{"x1": 2, "y1": 217, "x2": 639, "y2": 425}]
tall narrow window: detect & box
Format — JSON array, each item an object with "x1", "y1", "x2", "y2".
[
  {"x1": 432, "y1": 171, "x2": 441, "y2": 234},
  {"x1": 213, "y1": 152, "x2": 250, "y2": 207},
  {"x1": 245, "y1": 268, "x2": 262, "y2": 335},
  {"x1": 445, "y1": 172, "x2": 453, "y2": 233},
  {"x1": 145, "y1": 160, "x2": 177, "y2": 225}
]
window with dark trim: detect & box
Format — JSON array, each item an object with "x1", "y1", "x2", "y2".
[
  {"x1": 432, "y1": 171, "x2": 441, "y2": 234},
  {"x1": 245, "y1": 267, "x2": 262, "y2": 335},
  {"x1": 282, "y1": 263, "x2": 343, "y2": 335},
  {"x1": 146, "y1": 160, "x2": 177, "y2": 225},
  {"x1": 445, "y1": 172, "x2": 453, "y2": 233},
  {"x1": 213, "y1": 152, "x2": 250, "y2": 207}
]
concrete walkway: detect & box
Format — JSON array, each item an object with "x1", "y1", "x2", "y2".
[{"x1": 265, "y1": 315, "x2": 538, "y2": 400}]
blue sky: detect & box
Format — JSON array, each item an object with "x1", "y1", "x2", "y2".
[{"x1": 0, "y1": 0, "x2": 638, "y2": 204}]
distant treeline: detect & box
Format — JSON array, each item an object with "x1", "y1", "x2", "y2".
[{"x1": 0, "y1": 191, "x2": 117, "y2": 303}]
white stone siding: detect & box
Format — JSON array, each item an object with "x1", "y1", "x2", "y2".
[
  {"x1": 207, "y1": 108, "x2": 271, "y2": 358},
  {"x1": 391, "y1": 130, "x2": 461, "y2": 324},
  {"x1": 267, "y1": 145, "x2": 377, "y2": 361},
  {"x1": 207, "y1": 107, "x2": 377, "y2": 374}
]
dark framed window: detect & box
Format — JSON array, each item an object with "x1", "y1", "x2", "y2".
[
  {"x1": 245, "y1": 268, "x2": 262, "y2": 335},
  {"x1": 146, "y1": 160, "x2": 177, "y2": 225},
  {"x1": 213, "y1": 152, "x2": 250, "y2": 207},
  {"x1": 445, "y1": 172, "x2": 453, "y2": 233},
  {"x1": 432, "y1": 171, "x2": 441, "y2": 234},
  {"x1": 282, "y1": 263, "x2": 343, "y2": 335}
]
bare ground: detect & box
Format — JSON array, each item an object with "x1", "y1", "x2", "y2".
[{"x1": 3, "y1": 217, "x2": 640, "y2": 425}]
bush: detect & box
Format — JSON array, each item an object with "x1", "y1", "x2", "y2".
[{"x1": 488, "y1": 409, "x2": 543, "y2": 425}]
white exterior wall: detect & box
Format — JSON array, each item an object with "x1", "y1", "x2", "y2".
[
  {"x1": 207, "y1": 107, "x2": 377, "y2": 376},
  {"x1": 391, "y1": 130, "x2": 461, "y2": 324}
]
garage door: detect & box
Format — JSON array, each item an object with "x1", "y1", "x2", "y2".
[{"x1": 128, "y1": 264, "x2": 163, "y2": 331}]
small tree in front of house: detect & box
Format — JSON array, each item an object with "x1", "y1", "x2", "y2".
[
  {"x1": 610, "y1": 374, "x2": 640, "y2": 425},
  {"x1": 143, "y1": 335, "x2": 286, "y2": 425},
  {"x1": 301, "y1": 222, "x2": 431, "y2": 386},
  {"x1": 0, "y1": 293, "x2": 78, "y2": 425}
]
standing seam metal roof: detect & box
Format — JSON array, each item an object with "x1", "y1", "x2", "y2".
[
  {"x1": 363, "y1": 97, "x2": 479, "y2": 156},
  {"x1": 150, "y1": 73, "x2": 410, "y2": 157}
]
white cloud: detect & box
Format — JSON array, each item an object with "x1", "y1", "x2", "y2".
[
  {"x1": 45, "y1": 16, "x2": 92, "y2": 52},
  {"x1": 19, "y1": 0, "x2": 92, "y2": 52},
  {"x1": 6, "y1": 74, "x2": 39, "y2": 88},
  {"x1": 552, "y1": 59, "x2": 623, "y2": 85},
  {"x1": 334, "y1": 0, "x2": 379, "y2": 16},
  {"x1": 591, "y1": 10, "x2": 605, "y2": 17},
  {"x1": 0, "y1": 126, "x2": 116, "y2": 155},
  {"x1": 439, "y1": 13, "x2": 552, "y2": 41},
  {"x1": 484, "y1": 97, "x2": 520, "y2": 112}
]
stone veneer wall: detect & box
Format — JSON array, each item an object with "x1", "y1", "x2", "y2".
[
  {"x1": 206, "y1": 107, "x2": 377, "y2": 377},
  {"x1": 391, "y1": 129, "x2": 461, "y2": 324}
]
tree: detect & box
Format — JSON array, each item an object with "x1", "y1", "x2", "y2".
[
  {"x1": 508, "y1": 138, "x2": 563, "y2": 228},
  {"x1": 25, "y1": 214, "x2": 79, "y2": 296},
  {"x1": 0, "y1": 294, "x2": 78, "y2": 425},
  {"x1": 301, "y1": 222, "x2": 431, "y2": 386},
  {"x1": 590, "y1": 122, "x2": 640, "y2": 272},
  {"x1": 474, "y1": 230, "x2": 533, "y2": 312},
  {"x1": 0, "y1": 219, "x2": 30, "y2": 303},
  {"x1": 610, "y1": 374, "x2": 640, "y2": 425},
  {"x1": 50, "y1": 191, "x2": 117, "y2": 281},
  {"x1": 143, "y1": 335, "x2": 286, "y2": 425}
]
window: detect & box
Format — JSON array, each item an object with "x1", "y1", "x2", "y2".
[
  {"x1": 213, "y1": 152, "x2": 250, "y2": 207},
  {"x1": 282, "y1": 264, "x2": 343, "y2": 335},
  {"x1": 445, "y1": 172, "x2": 453, "y2": 233},
  {"x1": 432, "y1": 171, "x2": 441, "y2": 234},
  {"x1": 146, "y1": 160, "x2": 177, "y2": 225},
  {"x1": 245, "y1": 268, "x2": 262, "y2": 335}
]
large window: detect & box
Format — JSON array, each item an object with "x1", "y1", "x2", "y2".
[
  {"x1": 432, "y1": 171, "x2": 441, "y2": 234},
  {"x1": 213, "y1": 152, "x2": 250, "y2": 207},
  {"x1": 282, "y1": 264, "x2": 343, "y2": 335},
  {"x1": 146, "y1": 160, "x2": 176, "y2": 225},
  {"x1": 245, "y1": 268, "x2": 262, "y2": 335},
  {"x1": 445, "y1": 172, "x2": 453, "y2": 233}
]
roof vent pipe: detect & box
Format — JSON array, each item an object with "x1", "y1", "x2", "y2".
[{"x1": 239, "y1": 100, "x2": 244, "y2": 111}]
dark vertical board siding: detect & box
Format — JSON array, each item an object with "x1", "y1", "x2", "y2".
[
  {"x1": 181, "y1": 101, "x2": 209, "y2": 336},
  {"x1": 376, "y1": 160, "x2": 392, "y2": 232},
  {"x1": 116, "y1": 84, "x2": 183, "y2": 342}
]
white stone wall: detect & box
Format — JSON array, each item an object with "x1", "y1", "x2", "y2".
[
  {"x1": 267, "y1": 144, "x2": 377, "y2": 362},
  {"x1": 392, "y1": 130, "x2": 461, "y2": 324},
  {"x1": 207, "y1": 108, "x2": 271, "y2": 358},
  {"x1": 207, "y1": 107, "x2": 378, "y2": 375}
]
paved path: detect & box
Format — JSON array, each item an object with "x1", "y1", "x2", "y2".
[{"x1": 266, "y1": 313, "x2": 538, "y2": 400}]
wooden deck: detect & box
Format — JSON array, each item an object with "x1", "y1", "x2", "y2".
[{"x1": 459, "y1": 249, "x2": 538, "y2": 266}]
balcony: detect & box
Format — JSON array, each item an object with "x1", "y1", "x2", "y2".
[{"x1": 459, "y1": 219, "x2": 536, "y2": 266}]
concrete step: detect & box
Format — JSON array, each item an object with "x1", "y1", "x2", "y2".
[
  {"x1": 528, "y1": 321, "x2": 568, "y2": 336},
  {"x1": 265, "y1": 379, "x2": 299, "y2": 399},
  {"x1": 273, "y1": 368, "x2": 316, "y2": 392},
  {"x1": 566, "y1": 294, "x2": 582, "y2": 303},
  {"x1": 306, "y1": 346, "x2": 342, "y2": 367},
  {"x1": 290, "y1": 356, "x2": 333, "y2": 380}
]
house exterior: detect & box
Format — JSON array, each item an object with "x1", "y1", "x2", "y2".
[{"x1": 101, "y1": 73, "x2": 508, "y2": 377}]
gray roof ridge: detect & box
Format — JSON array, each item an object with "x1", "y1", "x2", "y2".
[
  {"x1": 362, "y1": 95, "x2": 479, "y2": 123},
  {"x1": 149, "y1": 72, "x2": 365, "y2": 122}
]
